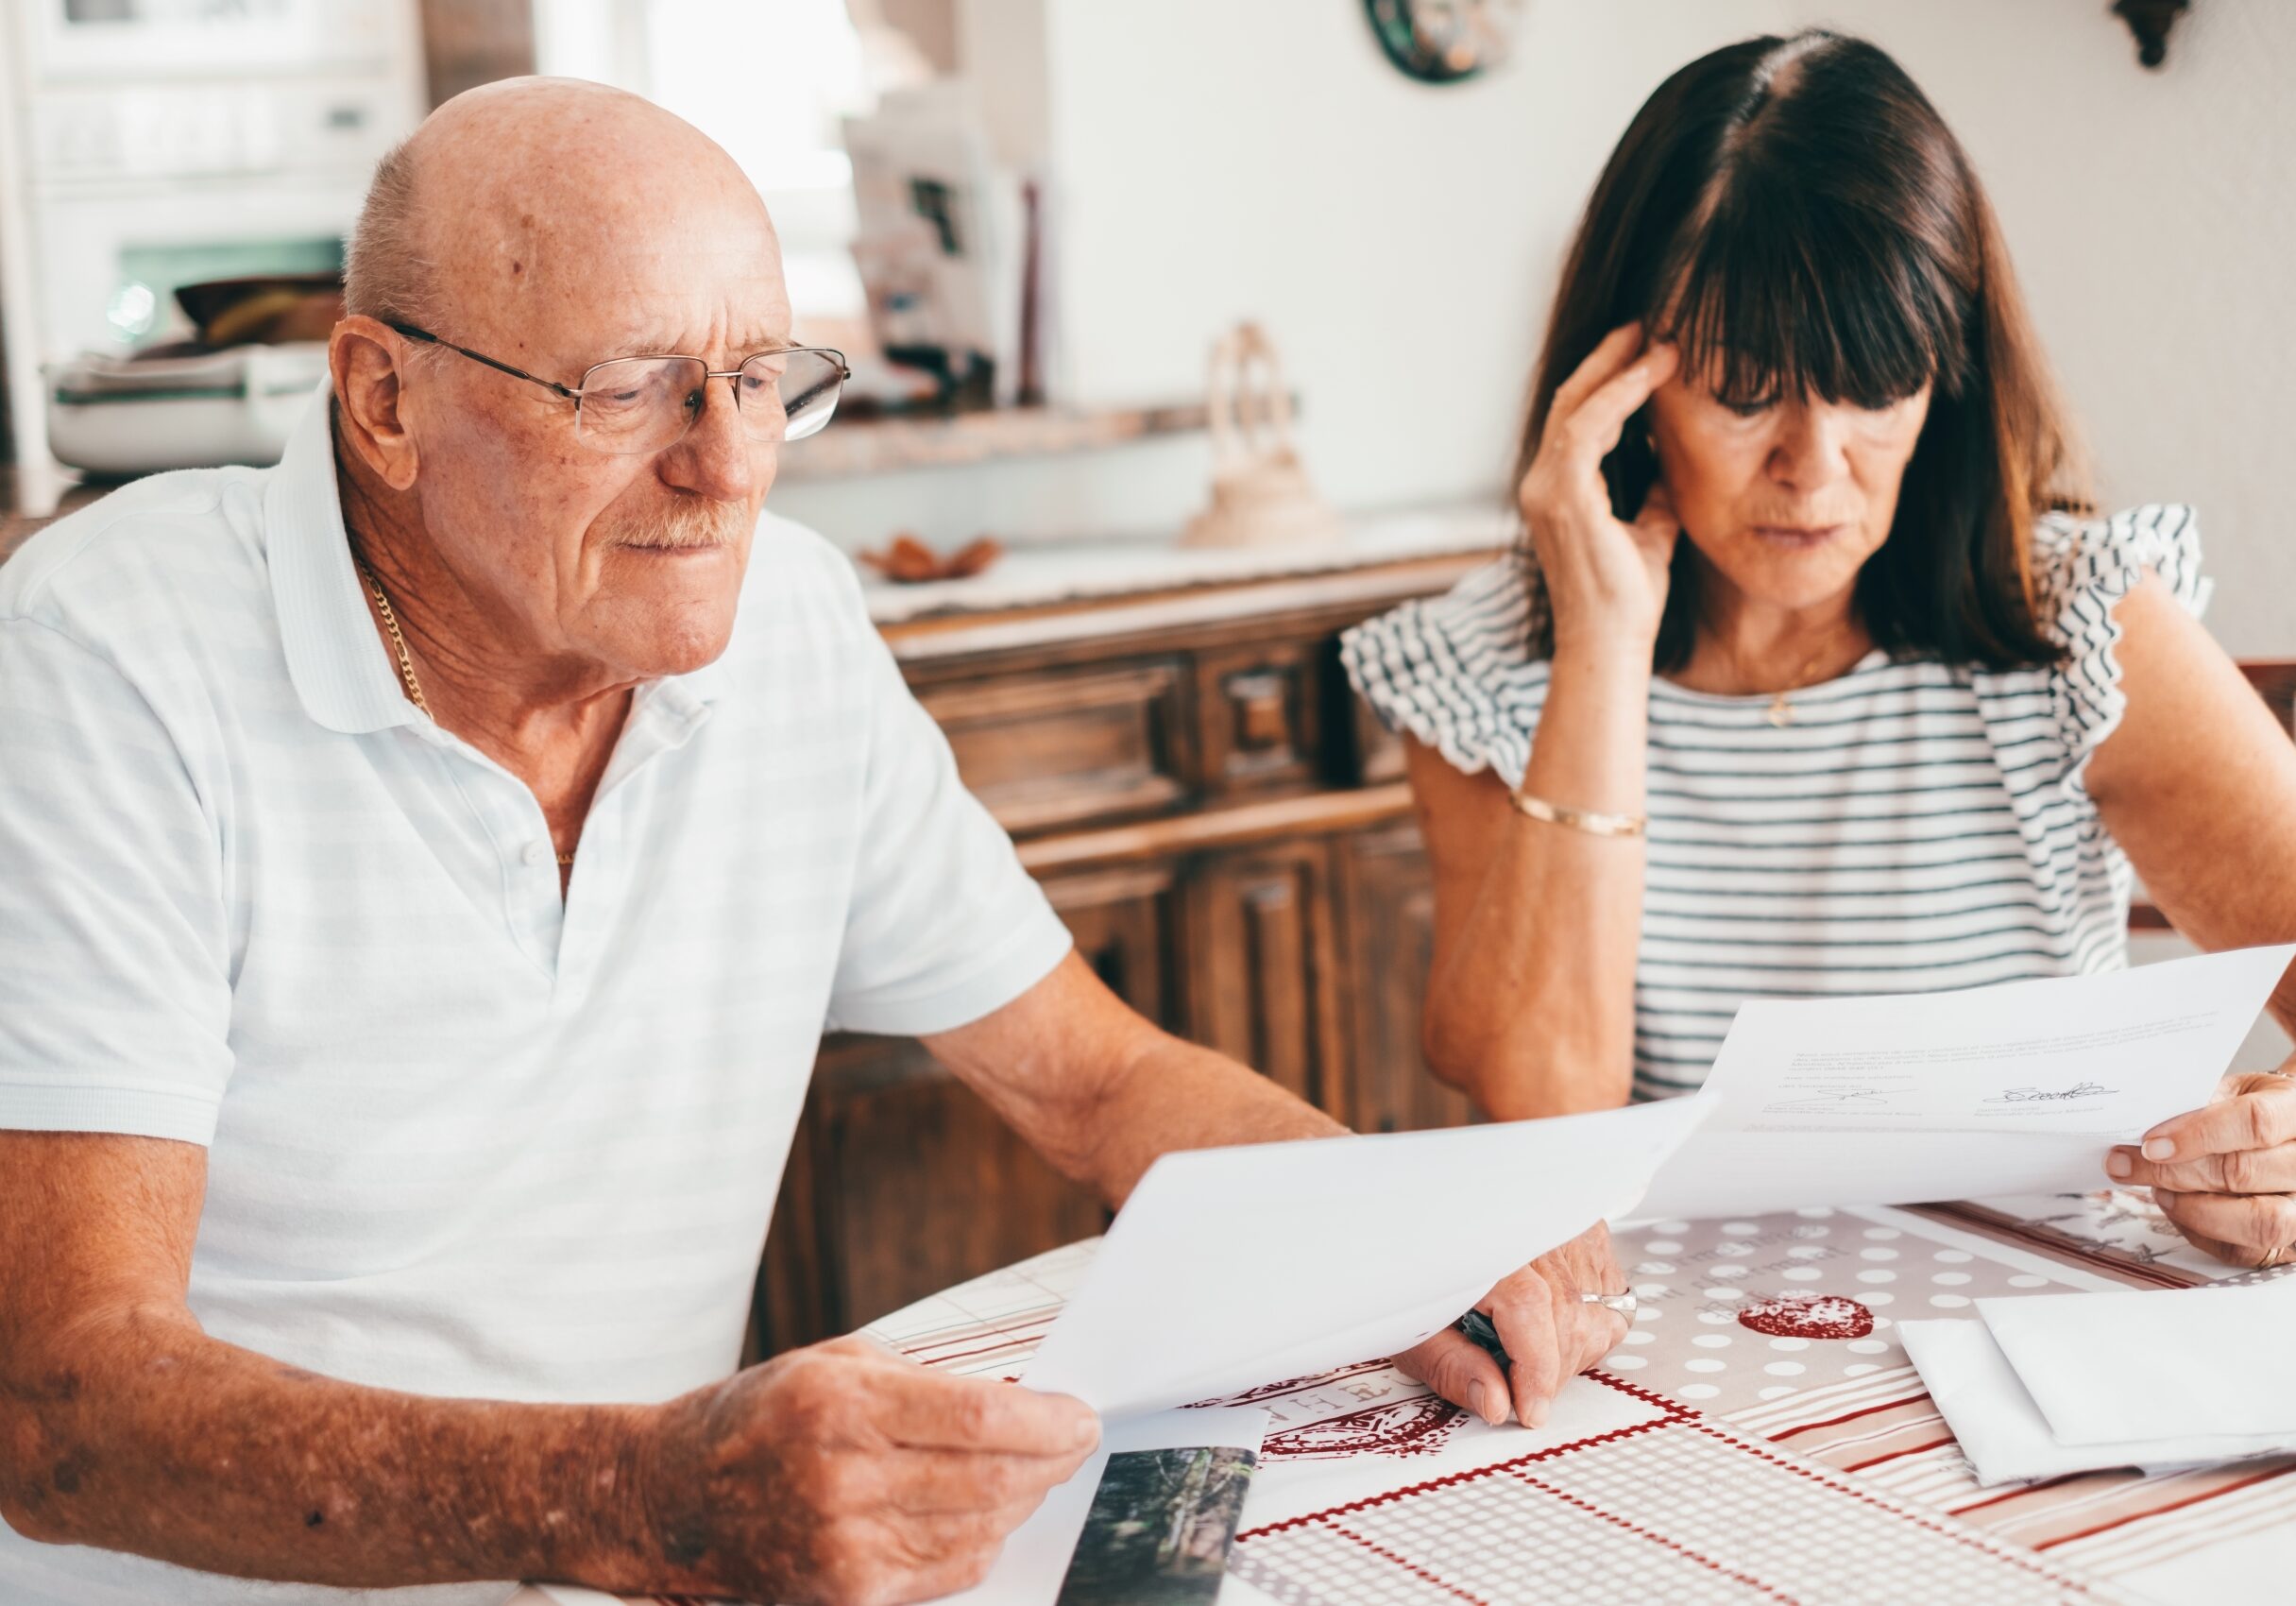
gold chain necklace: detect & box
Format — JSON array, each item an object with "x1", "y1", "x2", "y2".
[
  {"x1": 354, "y1": 558, "x2": 575, "y2": 866},
  {"x1": 1731, "y1": 622, "x2": 1859, "y2": 729}
]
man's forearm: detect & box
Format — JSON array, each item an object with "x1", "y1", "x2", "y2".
[
  {"x1": 1081, "y1": 1033, "x2": 1345, "y2": 1206},
  {"x1": 1, "y1": 1306, "x2": 671, "y2": 1592},
  {"x1": 924, "y1": 955, "x2": 1349, "y2": 1211}
]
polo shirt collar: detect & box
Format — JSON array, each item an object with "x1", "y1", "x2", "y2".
[
  {"x1": 264, "y1": 384, "x2": 728, "y2": 736},
  {"x1": 266, "y1": 385, "x2": 424, "y2": 735}
]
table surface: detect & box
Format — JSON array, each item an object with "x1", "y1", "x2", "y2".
[{"x1": 546, "y1": 1187, "x2": 2296, "y2": 1606}]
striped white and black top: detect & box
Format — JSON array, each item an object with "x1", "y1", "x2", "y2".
[{"x1": 1340, "y1": 504, "x2": 2208, "y2": 1102}]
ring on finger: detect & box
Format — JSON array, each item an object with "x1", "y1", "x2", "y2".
[
  {"x1": 2263, "y1": 1242, "x2": 2290, "y2": 1270},
  {"x1": 1577, "y1": 1290, "x2": 1639, "y2": 1318}
]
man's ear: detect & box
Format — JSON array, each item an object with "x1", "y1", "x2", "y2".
[{"x1": 329, "y1": 316, "x2": 421, "y2": 491}]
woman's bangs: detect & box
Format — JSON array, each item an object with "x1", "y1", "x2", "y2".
[{"x1": 1653, "y1": 184, "x2": 1965, "y2": 412}]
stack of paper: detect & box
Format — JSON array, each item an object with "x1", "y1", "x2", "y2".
[{"x1": 1900, "y1": 1277, "x2": 2296, "y2": 1485}]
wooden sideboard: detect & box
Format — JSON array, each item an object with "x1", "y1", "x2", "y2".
[{"x1": 747, "y1": 552, "x2": 1497, "y2": 1357}]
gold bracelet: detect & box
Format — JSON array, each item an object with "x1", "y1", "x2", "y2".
[{"x1": 1509, "y1": 788, "x2": 1646, "y2": 838}]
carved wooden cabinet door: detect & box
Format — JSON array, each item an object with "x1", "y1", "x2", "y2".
[
  {"x1": 1181, "y1": 838, "x2": 1347, "y2": 1118},
  {"x1": 1332, "y1": 820, "x2": 1478, "y2": 1136}
]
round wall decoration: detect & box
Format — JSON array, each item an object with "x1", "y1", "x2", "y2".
[{"x1": 1363, "y1": 0, "x2": 1527, "y2": 84}]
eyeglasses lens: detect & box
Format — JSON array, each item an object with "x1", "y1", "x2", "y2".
[{"x1": 573, "y1": 350, "x2": 845, "y2": 455}]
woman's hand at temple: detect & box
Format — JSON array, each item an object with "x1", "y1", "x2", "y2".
[
  {"x1": 1389, "y1": 1223, "x2": 1633, "y2": 1429},
  {"x1": 1517, "y1": 322, "x2": 1682, "y2": 653},
  {"x1": 2107, "y1": 1057, "x2": 2296, "y2": 1266}
]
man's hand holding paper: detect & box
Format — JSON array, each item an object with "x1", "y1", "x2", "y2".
[
  {"x1": 1391, "y1": 1224, "x2": 1632, "y2": 1430},
  {"x1": 1020, "y1": 1095, "x2": 1709, "y2": 1421}
]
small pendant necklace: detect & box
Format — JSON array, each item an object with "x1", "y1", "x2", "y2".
[
  {"x1": 1739, "y1": 624, "x2": 1859, "y2": 729},
  {"x1": 355, "y1": 558, "x2": 576, "y2": 867}
]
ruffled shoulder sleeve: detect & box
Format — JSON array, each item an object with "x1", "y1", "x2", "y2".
[
  {"x1": 1338, "y1": 555, "x2": 1552, "y2": 785},
  {"x1": 2022, "y1": 502, "x2": 2210, "y2": 796}
]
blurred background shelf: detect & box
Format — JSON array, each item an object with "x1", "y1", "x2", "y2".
[{"x1": 777, "y1": 398, "x2": 1216, "y2": 482}]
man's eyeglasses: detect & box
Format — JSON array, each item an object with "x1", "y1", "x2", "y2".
[{"x1": 385, "y1": 320, "x2": 850, "y2": 457}]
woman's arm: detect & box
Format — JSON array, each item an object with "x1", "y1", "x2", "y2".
[
  {"x1": 2082, "y1": 574, "x2": 2296, "y2": 1265},
  {"x1": 1410, "y1": 325, "x2": 1679, "y2": 1119},
  {"x1": 1409, "y1": 645, "x2": 1653, "y2": 1117},
  {"x1": 2085, "y1": 574, "x2": 2296, "y2": 1030}
]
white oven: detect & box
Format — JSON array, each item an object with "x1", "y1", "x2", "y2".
[
  {"x1": 26, "y1": 0, "x2": 410, "y2": 82},
  {"x1": 0, "y1": 0, "x2": 424, "y2": 509}
]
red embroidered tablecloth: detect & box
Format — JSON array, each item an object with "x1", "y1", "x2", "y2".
[{"x1": 845, "y1": 1189, "x2": 2296, "y2": 1606}]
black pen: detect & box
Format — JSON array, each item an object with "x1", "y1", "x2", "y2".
[{"x1": 1455, "y1": 1291, "x2": 1639, "y2": 1368}]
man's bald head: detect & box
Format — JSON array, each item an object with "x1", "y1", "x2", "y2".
[{"x1": 344, "y1": 77, "x2": 781, "y2": 356}]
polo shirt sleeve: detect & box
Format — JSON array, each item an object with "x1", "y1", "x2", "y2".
[
  {"x1": 0, "y1": 616, "x2": 233, "y2": 1144},
  {"x1": 825, "y1": 628, "x2": 1075, "y2": 1037}
]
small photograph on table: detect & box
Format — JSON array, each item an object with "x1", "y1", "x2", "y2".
[{"x1": 1054, "y1": 1445, "x2": 1257, "y2": 1606}]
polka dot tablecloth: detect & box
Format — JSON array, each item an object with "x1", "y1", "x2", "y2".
[
  {"x1": 558, "y1": 1191, "x2": 2296, "y2": 1606},
  {"x1": 864, "y1": 1196, "x2": 2296, "y2": 1606},
  {"x1": 1597, "y1": 1207, "x2": 2057, "y2": 1415}
]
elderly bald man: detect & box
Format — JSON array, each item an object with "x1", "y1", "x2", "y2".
[{"x1": 0, "y1": 80, "x2": 1626, "y2": 1606}]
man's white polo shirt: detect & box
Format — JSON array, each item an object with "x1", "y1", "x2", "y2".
[{"x1": 0, "y1": 394, "x2": 1073, "y2": 1605}]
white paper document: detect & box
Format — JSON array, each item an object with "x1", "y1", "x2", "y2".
[
  {"x1": 1977, "y1": 1277, "x2": 2296, "y2": 1445},
  {"x1": 1636, "y1": 945, "x2": 2296, "y2": 1222},
  {"x1": 1897, "y1": 1316, "x2": 2296, "y2": 1486},
  {"x1": 1022, "y1": 1094, "x2": 1714, "y2": 1419}
]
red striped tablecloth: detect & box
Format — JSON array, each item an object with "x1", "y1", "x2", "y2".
[{"x1": 845, "y1": 1188, "x2": 2295, "y2": 1606}]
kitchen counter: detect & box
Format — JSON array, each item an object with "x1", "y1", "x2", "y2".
[{"x1": 859, "y1": 503, "x2": 1511, "y2": 626}]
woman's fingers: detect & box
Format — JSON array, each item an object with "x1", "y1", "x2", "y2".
[
  {"x1": 1556, "y1": 341, "x2": 1679, "y2": 465},
  {"x1": 1518, "y1": 324, "x2": 1681, "y2": 643},
  {"x1": 2110, "y1": 1139, "x2": 2296, "y2": 1195},
  {"x1": 1546, "y1": 321, "x2": 1649, "y2": 424},
  {"x1": 2130, "y1": 1079, "x2": 2296, "y2": 1169},
  {"x1": 2151, "y1": 1187, "x2": 2296, "y2": 1263}
]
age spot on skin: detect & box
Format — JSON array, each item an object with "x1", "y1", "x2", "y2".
[{"x1": 49, "y1": 1446, "x2": 94, "y2": 1495}]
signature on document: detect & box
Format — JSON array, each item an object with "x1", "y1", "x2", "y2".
[
  {"x1": 1769, "y1": 1089, "x2": 1896, "y2": 1111},
  {"x1": 1983, "y1": 1080, "x2": 2116, "y2": 1104}
]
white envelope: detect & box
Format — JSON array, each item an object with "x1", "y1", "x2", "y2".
[
  {"x1": 1898, "y1": 1317, "x2": 2296, "y2": 1487},
  {"x1": 1022, "y1": 1094, "x2": 1714, "y2": 1417},
  {"x1": 1976, "y1": 1278, "x2": 2296, "y2": 1445}
]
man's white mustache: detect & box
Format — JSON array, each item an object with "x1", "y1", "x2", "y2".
[{"x1": 605, "y1": 502, "x2": 751, "y2": 550}]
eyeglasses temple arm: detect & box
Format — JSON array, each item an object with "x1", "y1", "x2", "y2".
[{"x1": 383, "y1": 320, "x2": 583, "y2": 402}]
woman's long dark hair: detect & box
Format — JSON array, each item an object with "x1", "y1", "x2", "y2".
[{"x1": 1516, "y1": 30, "x2": 2088, "y2": 671}]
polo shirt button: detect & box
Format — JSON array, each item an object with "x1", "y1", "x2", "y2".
[{"x1": 522, "y1": 840, "x2": 552, "y2": 866}]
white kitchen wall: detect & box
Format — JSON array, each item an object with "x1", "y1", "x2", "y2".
[{"x1": 775, "y1": 0, "x2": 2294, "y2": 656}]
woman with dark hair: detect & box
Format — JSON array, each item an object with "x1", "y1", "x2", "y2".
[{"x1": 1343, "y1": 30, "x2": 2296, "y2": 1266}]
